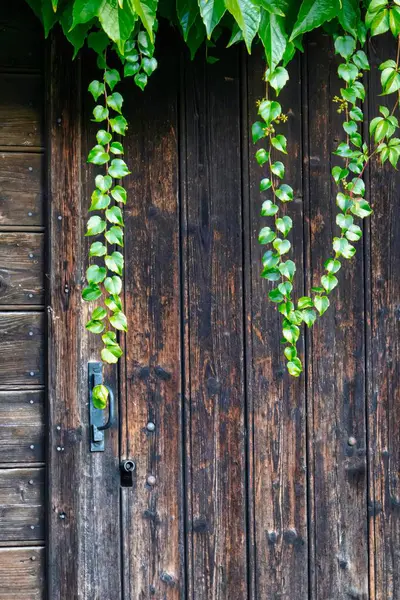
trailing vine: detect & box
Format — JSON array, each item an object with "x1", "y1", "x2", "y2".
[{"x1": 24, "y1": 0, "x2": 400, "y2": 383}]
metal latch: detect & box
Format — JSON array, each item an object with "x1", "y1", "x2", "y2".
[
  {"x1": 120, "y1": 460, "x2": 136, "y2": 487},
  {"x1": 88, "y1": 362, "x2": 115, "y2": 452}
]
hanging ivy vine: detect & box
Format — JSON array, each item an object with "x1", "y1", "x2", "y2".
[{"x1": 24, "y1": 0, "x2": 400, "y2": 382}]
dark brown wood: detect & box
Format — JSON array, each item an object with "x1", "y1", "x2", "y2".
[
  {"x1": 367, "y1": 35, "x2": 400, "y2": 600},
  {"x1": 47, "y1": 33, "x2": 121, "y2": 600},
  {"x1": 0, "y1": 74, "x2": 43, "y2": 148},
  {"x1": 0, "y1": 1, "x2": 43, "y2": 72},
  {"x1": 0, "y1": 233, "x2": 44, "y2": 304},
  {"x1": 0, "y1": 312, "x2": 44, "y2": 386},
  {"x1": 0, "y1": 391, "x2": 44, "y2": 463},
  {"x1": 182, "y1": 47, "x2": 248, "y2": 600},
  {"x1": 0, "y1": 547, "x2": 44, "y2": 599},
  {"x1": 119, "y1": 34, "x2": 184, "y2": 599},
  {"x1": 305, "y1": 32, "x2": 368, "y2": 599},
  {"x1": 246, "y1": 49, "x2": 309, "y2": 598},
  {"x1": 0, "y1": 153, "x2": 44, "y2": 226},
  {"x1": 0, "y1": 468, "x2": 44, "y2": 541}
]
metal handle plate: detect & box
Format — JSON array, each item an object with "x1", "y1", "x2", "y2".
[{"x1": 88, "y1": 362, "x2": 115, "y2": 452}]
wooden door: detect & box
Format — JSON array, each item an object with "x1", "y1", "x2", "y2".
[{"x1": 45, "y1": 24, "x2": 400, "y2": 600}]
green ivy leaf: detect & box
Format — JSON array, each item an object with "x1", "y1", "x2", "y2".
[
  {"x1": 346, "y1": 224, "x2": 362, "y2": 241},
  {"x1": 197, "y1": 0, "x2": 225, "y2": 37},
  {"x1": 258, "y1": 226, "x2": 276, "y2": 244},
  {"x1": 105, "y1": 225, "x2": 124, "y2": 246},
  {"x1": 290, "y1": 0, "x2": 340, "y2": 40},
  {"x1": 89, "y1": 190, "x2": 110, "y2": 211},
  {"x1": 314, "y1": 295, "x2": 330, "y2": 315},
  {"x1": 282, "y1": 323, "x2": 300, "y2": 344},
  {"x1": 87, "y1": 264, "x2": 107, "y2": 284},
  {"x1": 110, "y1": 310, "x2": 128, "y2": 331},
  {"x1": 86, "y1": 319, "x2": 105, "y2": 334},
  {"x1": 270, "y1": 161, "x2": 284, "y2": 179},
  {"x1": 92, "y1": 306, "x2": 107, "y2": 320},
  {"x1": 82, "y1": 283, "x2": 102, "y2": 301},
  {"x1": 105, "y1": 205, "x2": 124, "y2": 225},
  {"x1": 142, "y1": 57, "x2": 158, "y2": 75},
  {"x1": 352, "y1": 50, "x2": 370, "y2": 71},
  {"x1": 95, "y1": 174, "x2": 113, "y2": 192},
  {"x1": 262, "y1": 250, "x2": 279, "y2": 269},
  {"x1": 273, "y1": 238, "x2": 291, "y2": 255},
  {"x1": 92, "y1": 384, "x2": 108, "y2": 409},
  {"x1": 98, "y1": 3, "x2": 136, "y2": 54},
  {"x1": 260, "y1": 267, "x2": 281, "y2": 281},
  {"x1": 302, "y1": 308, "x2": 316, "y2": 327},
  {"x1": 89, "y1": 242, "x2": 107, "y2": 257},
  {"x1": 266, "y1": 66, "x2": 289, "y2": 96},
  {"x1": 105, "y1": 295, "x2": 123, "y2": 311},
  {"x1": 102, "y1": 346, "x2": 122, "y2": 364},
  {"x1": 106, "y1": 92, "x2": 124, "y2": 113},
  {"x1": 336, "y1": 193, "x2": 352, "y2": 212},
  {"x1": 135, "y1": 72, "x2": 148, "y2": 90},
  {"x1": 104, "y1": 275, "x2": 122, "y2": 295},
  {"x1": 224, "y1": 0, "x2": 260, "y2": 52},
  {"x1": 87, "y1": 144, "x2": 110, "y2": 165},
  {"x1": 255, "y1": 148, "x2": 269, "y2": 165},
  {"x1": 275, "y1": 183, "x2": 293, "y2": 201},
  {"x1": 324, "y1": 258, "x2": 341, "y2": 273},
  {"x1": 111, "y1": 185, "x2": 127, "y2": 204},
  {"x1": 336, "y1": 213, "x2": 353, "y2": 230},
  {"x1": 88, "y1": 80, "x2": 105, "y2": 101},
  {"x1": 86, "y1": 215, "x2": 107, "y2": 236},
  {"x1": 331, "y1": 166, "x2": 349, "y2": 183},
  {"x1": 271, "y1": 134, "x2": 287, "y2": 153},
  {"x1": 276, "y1": 215, "x2": 292, "y2": 236},
  {"x1": 338, "y1": 63, "x2": 359, "y2": 84},
  {"x1": 260, "y1": 178, "x2": 272, "y2": 191},
  {"x1": 108, "y1": 159, "x2": 131, "y2": 178},
  {"x1": 96, "y1": 130, "x2": 112, "y2": 145},
  {"x1": 268, "y1": 288, "x2": 284, "y2": 303},
  {"x1": 87, "y1": 30, "x2": 110, "y2": 55},
  {"x1": 321, "y1": 273, "x2": 338, "y2": 293},
  {"x1": 104, "y1": 69, "x2": 121, "y2": 91},
  {"x1": 105, "y1": 251, "x2": 124, "y2": 275},
  {"x1": 351, "y1": 199, "x2": 372, "y2": 218},
  {"x1": 370, "y1": 9, "x2": 390, "y2": 36},
  {"x1": 287, "y1": 360, "x2": 302, "y2": 377},
  {"x1": 261, "y1": 200, "x2": 278, "y2": 216},
  {"x1": 259, "y1": 12, "x2": 287, "y2": 71},
  {"x1": 138, "y1": 30, "x2": 155, "y2": 57},
  {"x1": 258, "y1": 100, "x2": 281, "y2": 124},
  {"x1": 124, "y1": 62, "x2": 141, "y2": 77},
  {"x1": 92, "y1": 105, "x2": 109, "y2": 122},
  {"x1": 110, "y1": 142, "x2": 124, "y2": 155},
  {"x1": 279, "y1": 260, "x2": 296, "y2": 280},
  {"x1": 338, "y1": 0, "x2": 361, "y2": 39},
  {"x1": 252, "y1": 121, "x2": 266, "y2": 143},
  {"x1": 334, "y1": 35, "x2": 355, "y2": 59},
  {"x1": 278, "y1": 281, "x2": 292, "y2": 296},
  {"x1": 110, "y1": 115, "x2": 128, "y2": 135},
  {"x1": 298, "y1": 296, "x2": 314, "y2": 309}
]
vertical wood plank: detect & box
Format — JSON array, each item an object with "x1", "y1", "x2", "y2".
[
  {"x1": 367, "y1": 34, "x2": 400, "y2": 600},
  {"x1": 47, "y1": 33, "x2": 121, "y2": 600},
  {"x1": 182, "y1": 47, "x2": 248, "y2": 600},
  {"x1": 120, "y1": 34, "x2": 184, "y2": 599},
  {"x1": 305, "y1": 32, "x2": 369, "y2": 599},
  {"x1": 246, "y1": 49, "x2": 309, "y2": 598}
]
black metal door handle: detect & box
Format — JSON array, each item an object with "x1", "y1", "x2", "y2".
[{"x1": 88, "y1": 362, "x2": 115, "y2": 452}]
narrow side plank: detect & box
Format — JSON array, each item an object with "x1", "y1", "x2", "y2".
[
  {"x1": 183, "y1": 48, "x2": 248, "y2": 600},
  {"x1": 306, "y1": 33, "x2": 368, "y2": 599},
  {"x1": 0, "y1": 391, "x2": 44, "y2": 463},
  {"x1": 0, "y1": 313, "x2": 44, "y2": 386},
  {"x1": 120, "y1": 34, "x2": 184, "y2": 599},
  {"x1": 0, "y1": 468, "x2": 44, "y2": 542},
  {"x1": 0, "y1": 75, "x2": 43, "y2": 147},
  {"x1": 246, "y1": 49, "x2": 308, "y2": 598},
  {"x1": 0, "y1": 547, "x2": 44, "y2": 599},
  {"x1": 367, "y1": 34, "x2": 400, "y2": 600},
  {"x1": 0, "y1": 153, "x2": 44, "y2": 226},
  {"x1": 47, "y1": 34, "x2": 122, "y2": 600},
  {"x1": 0, "y1": 233, "x2": 44, "y2": 304}
]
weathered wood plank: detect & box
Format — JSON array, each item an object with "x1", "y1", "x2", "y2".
[
  {"x1": 367, "y1": 35, "x2": 400, "y2": 600},
  {"x1": 246, "y1": 49, "x2": 308, "y2": 598},
  {"x1": 119, "y1": 34, "x2": 184, "y2": 599},
  {"x1": 0, "y1": 313, "x2": 44, "y2": 386},
  {"x1": 183, "y1": 48, "x2": 248, "y2": 600},
  {"x1": 0, "y1": 547, "x2": 44, "y2": 599},
  {"x1": 0, "y1": 153, "x2": 44, "y2": 226},
  {"x1": 0, "y1": 74, "x2": 43, "y2": 147},
  {"x1": 0, "y1": 0, "x2": 43, "y2": 71},
  {"x1": 0, "y1": 391, "x2": 44, "y2": 463},
  {"x1": 47, "y1": 34, "x2": 122, "y2": 600},
  {"x1": 306, "y1": 32, "x2": 368, "y2": 599},
  {"x1": 0, "y1": 468, "x2": 44, "y2": 541},
  {"x1": 0, "y1": 233, "x2": 44, "y2": 304}
]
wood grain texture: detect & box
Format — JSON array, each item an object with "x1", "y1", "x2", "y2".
[
  {"x1": 182, "y1": 48, "x2": 248, "y2": 600},
  {"x1": 0, "y1": 547, "x2": 44, "y2": 599},
  {"x1": 0, "y1": 74, "x2": 43, "y2": 147},
  {"x1": 0, "y1": 391, "x2": 44, "y2": 463},
  {"x1": 0, "y1": 468, "x2": 44, "y2": 541},
  {"x1": 0, "y1": 153, "x2": 44, "y2": 226},
  {"x1": 367, "y1": 35, "x2": 400, "y2": 600},
  {"x1": 0, "y1": 0, "x2": 43, "y2": 72},
  {"x1": 246, "y1": 49, "x2": 308, "y2": 599},
  {"x1": 120, "y1": 34, "x2": 184, "y2": 599},
  {"x1": 47, "y1": 34, "x2": 121, "y2": 600},
  {"x1": 0, "y1": 233, "x2": 44, "y2": 304},
  {"x1": 0, "y1": 312, "x2": 44, "y2": 386},
  {"x1": 305, "y1": 33, "x2": 368, "y2": 600}
]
